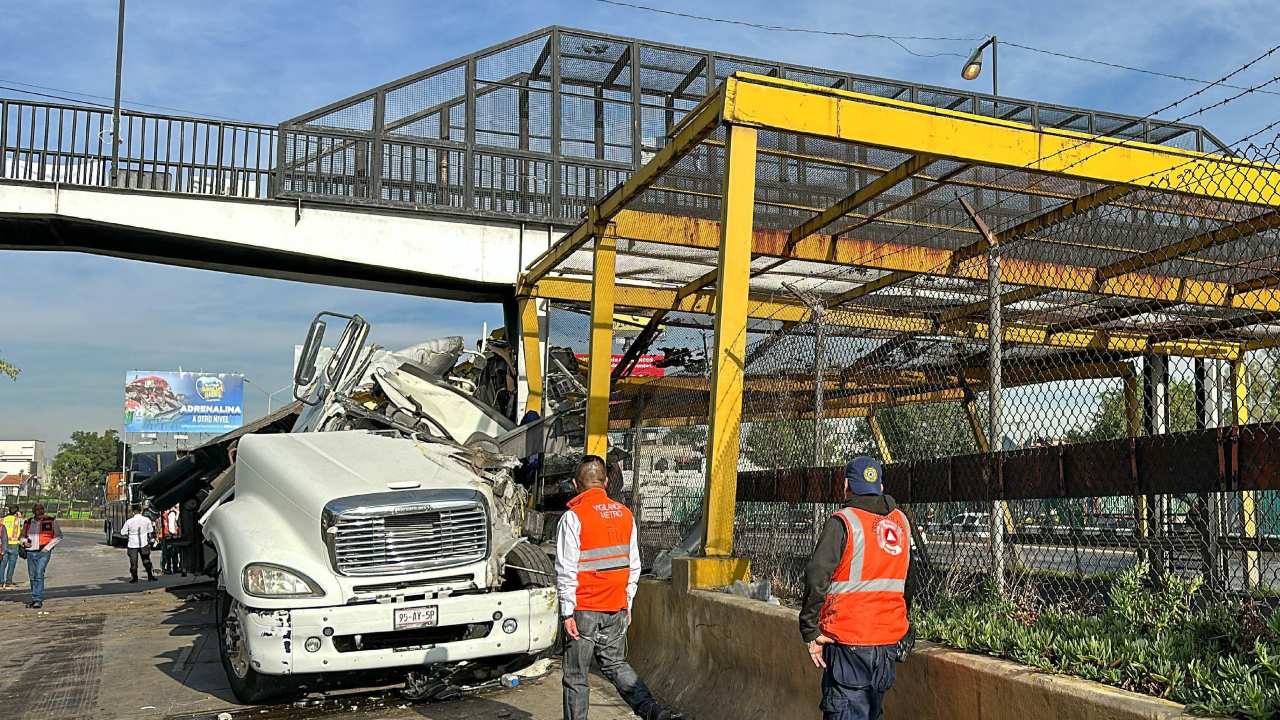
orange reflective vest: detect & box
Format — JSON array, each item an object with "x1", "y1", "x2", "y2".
[
  {"x1": 819, "y1": 506, "x2": 910, "y2": 646},
  {"x1": 1, "y1": 515, "x2": 19, "y2": 547},
  {"x1": 22, "y1": 517, "x2": 58, "y2": 550},
  {"x1": 567, "y1": 487, "x2": 633, "y2": 613}
]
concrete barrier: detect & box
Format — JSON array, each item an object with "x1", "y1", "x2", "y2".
[{"x1": 627, "y1": 579, "x2": 1200, "y2": 720}]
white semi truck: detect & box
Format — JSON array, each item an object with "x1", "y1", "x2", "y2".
[{"x1": 151, "y1": 313, "x2": 559, "y2": 702}]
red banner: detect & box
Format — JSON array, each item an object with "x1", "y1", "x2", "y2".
[{"x1": 575, "y1": 353, "x2": 666, "y2": 377}]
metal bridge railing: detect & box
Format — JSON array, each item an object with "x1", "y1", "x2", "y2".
[{"x1": 0, "y1": 98, "x2": 277, "y2": 199}]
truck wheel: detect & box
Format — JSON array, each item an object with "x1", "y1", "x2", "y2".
[
  {"x1": 501, "y1": 542, "x2": 561, "y2": 659},
  {"x1": 502, "y1": 541, "x2": 555, "y2": 590},
  {"x1": 216, "y1": 589, "x2": 297, "y2": 704}
]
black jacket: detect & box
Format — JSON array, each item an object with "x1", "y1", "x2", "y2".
[{"x1": 798, "y1": 494, "x2": 914, "y2": 643}]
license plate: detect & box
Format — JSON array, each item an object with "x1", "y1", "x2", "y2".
[{"x1": 394, "y1": 605, "x2": 438, "y2": 630}]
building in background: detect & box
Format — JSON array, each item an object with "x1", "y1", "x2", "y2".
[
  {"x1": 0, "y1": 473, "x2": 40, "y2": 499},
  {"x1": 0, "y1": 440, "x2": 45, "y2": 478}
]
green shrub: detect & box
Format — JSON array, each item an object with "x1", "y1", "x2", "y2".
[{"x1": 914, "y1": 563, "x2": 1280, "y2": 719}]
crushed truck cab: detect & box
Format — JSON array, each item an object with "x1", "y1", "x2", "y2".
[{"x1": 172, "y1": 313, "x2": 562, "y2": 704}]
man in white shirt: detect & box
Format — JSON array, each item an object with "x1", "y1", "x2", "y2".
[
  {"x1": 120, "y1": 506, "x2": 157, "y2": 583},
  {"x1": 555, "y1": 456, "x2": 682, "y2": 720}
]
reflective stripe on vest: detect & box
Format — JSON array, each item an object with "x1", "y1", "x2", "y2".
[
  {"x1": 568, "y1": 487, "x2": 633, "y2": 612},
  {"x1": 819, "y1": 506, "x2": 910, "y2": 646}
]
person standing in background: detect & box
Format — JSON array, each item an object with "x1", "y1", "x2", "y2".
[
  {"x1": 21, "y1": 503, "x2": 62, "y2": 609},
  {"x1": 1, "y1": 506, "x2": 21, "y2": 588},
  {"x1": 120, "y1": 506, "x2": 157, "y2": 583},
  {"x1": 159, "y1": 505, "x2": 182, "y2": 575}
]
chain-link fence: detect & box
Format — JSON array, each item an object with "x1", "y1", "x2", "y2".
[{"x1": 528, "y1": 77, "x2": 1280, "y2": 711}]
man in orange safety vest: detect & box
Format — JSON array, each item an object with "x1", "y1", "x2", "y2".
[
  {"x1": 555, "y1": 455, "x2": 683, "y2": 720},
  {"x1": 800, "y1": 456, "x2": 914, "y2": 720}
]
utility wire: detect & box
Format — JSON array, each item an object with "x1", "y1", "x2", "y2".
[
  {"x1": 589, "y1": 0, "x2": 978, "y2": 58},
  {"x1": 1000, "y1": 41, "x2": 1280, "y2": 98},
  {"x1": 591, "y1": 0, "x2": 1280, "y2": 96}
]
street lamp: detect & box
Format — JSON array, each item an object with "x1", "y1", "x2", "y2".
[
  {"x1": 961, "y1": 36, "x2": 998, "y2": 96},
  {"x1": 243, "y1": 378, "x2": 293, "y2": 415}
]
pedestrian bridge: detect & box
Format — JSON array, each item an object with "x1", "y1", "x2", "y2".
[{"x1": 0, "y1": 179, "x2": 548, "y2": 302}]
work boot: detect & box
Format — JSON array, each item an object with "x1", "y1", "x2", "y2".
[
  {"x1": 129, "y1": 571, "x2": 138, "y2": 584},
  {"x1": 147, "y1": 571, "x2": 157, "y2": 582},
  {"x1": 30, "y1": 601, "x2": 41, "y2": 609}
]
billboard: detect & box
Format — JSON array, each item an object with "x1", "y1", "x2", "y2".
[{"x1": 124, "y1": 371, "x2": 244, "y2": 434}]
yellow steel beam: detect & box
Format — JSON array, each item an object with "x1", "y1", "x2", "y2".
[
  {"x1": 519, "y1": 88, "x2": 725, "y2": 290},
  {"x1": 964, "y1": 397, "x2": 990, "y2": 453},
  {"x1": 584, "y1": 236, "x2": 617, "y2": 458},
  {"x1": 1232, "y1": 356, "x2": 1260, "y2": 589},
  {"x1": 703, "y1": 139, "x2": 1248, "y2": 224},
  {"x1": 531, "y1": 276, "x2": 1242, "y2": 359},
  {"x1": 613, "y1": 358, "x2": 1129, "y2": 395},
  {"x1": 603, "y1": 210, "x2": 1280, "y2": 315},
  {"x1": 517, "y1": 296, "x2": 543, "y2": 417},
  {"x1": 789, "y1": 153, "x2": 938, "y2": 247},
  {"x1": 722, "y1": 73, "x2": 1280, "y2": 206},
  {"x1": 867, "y1": 412, "x2": 893, "y2": 463},
  {"x1": 703, "y1": 124, "x2": 757, "y2": 558}
]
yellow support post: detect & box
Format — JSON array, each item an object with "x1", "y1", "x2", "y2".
[
  {"x1": 1232, "y1": 357, "x2": 1260, "y2": 590},
  {"x1": 1123, "y1": 367, "x2": 1148, "y2": 550},
  {"x1": 584, "y1": 235, "x2": 617, "y2": 458},
  {"x1": 963, "y1": 398, "x2": 990, "y2": 453},
  {"x1": 517, "y1": 297, "x2": 543, "y2": 417},
  {"x1": 701, "y1": 123, "x2": 757, "y2": 567},
  {"x1": 867, "y1": 411, "x2": 893, "y2": 464}
]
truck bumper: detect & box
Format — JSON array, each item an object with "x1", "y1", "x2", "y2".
[{"x1": 241, "y1": 586, "x2": 558, "y2": 676}]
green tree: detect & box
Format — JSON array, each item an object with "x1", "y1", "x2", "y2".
[
  {"x1": 1065, "y1": 379, "x2": 1196, "y2": 443},
  {"x1": 742, "y1": 418, "x2": 844, "y2": 469},
  {"x1": 50, "y1": 430, "x2": 123, "y2": 500},
  {"x1": 0, "y1": 354, "x2": 17, "y2": 381},
  {"x1": 861, "y1": 403, "x2": 980, "y2": 463}
]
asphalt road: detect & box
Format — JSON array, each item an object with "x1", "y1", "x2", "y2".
[{"x1": 0, "y1": 531, "x2": 642, "y2": 720}]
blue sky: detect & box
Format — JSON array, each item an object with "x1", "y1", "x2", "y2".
[{"x1": 2, "y1": 0, "x2": 1279, "y2": 449}]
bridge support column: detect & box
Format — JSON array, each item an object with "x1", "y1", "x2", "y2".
[
  {"x1": 584, "y1": 234, "x2": 617, "y2": 458},
  {"x1": 697, "y1": 123, "x2": 755, "y2": 587},
  {"x1": 517, "y1": 296, "x2": 545, "y2": 418},
  {"x1": 1233, "y1": 356, "x2": 1260, "y2": 590}
]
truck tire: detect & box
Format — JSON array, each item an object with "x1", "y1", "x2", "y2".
[
  {"x1": 216, "y1": 589, "x2": 297, "y2": 704},
  {"x1": 502, "y1": 541, "x2": 555, "y2": 590},
  {"x1": 501, "y1": 542, "x2": 561, "y2": 660}
]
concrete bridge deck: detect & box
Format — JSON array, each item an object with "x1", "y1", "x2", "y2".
[{"x1": 0, "y1": 180, "x2": 553, "y2": 303}]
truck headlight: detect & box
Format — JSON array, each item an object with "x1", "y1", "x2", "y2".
[{"x1": 243, "y1": 563, "x2": 324, "y2": 598}]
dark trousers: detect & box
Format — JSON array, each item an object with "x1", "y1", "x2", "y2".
[
  {"x1": 127, "y1": 546, "x2": 154, "y2": 578},
  {"x1": 161, "y1": 539, "x2": 181, "y2": 573},
  {"x1": 563, "y1": 609, "x2": 659, "y2": 720},
  {"x1": 820, "y1": 643, "x2": 897, "y2": 720}
]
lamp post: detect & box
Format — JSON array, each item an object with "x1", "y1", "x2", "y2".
[
  {"x1": 243, "y1": 379, "x2": 292, "y2": 415},
  {"x1": 961, "y1": 35, "x2": 998, "y2": 97},
  {"x1": 110, "y1": 0, "x2": 126, "y2": 183}
]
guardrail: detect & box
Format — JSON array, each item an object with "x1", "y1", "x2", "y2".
[{"x1": 1, "y1": 98, "x2": 277, "y2": 199}]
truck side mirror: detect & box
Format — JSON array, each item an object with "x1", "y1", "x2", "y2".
[{"x1": 295, "y1": 319, "x2": 327, "y2": 389}]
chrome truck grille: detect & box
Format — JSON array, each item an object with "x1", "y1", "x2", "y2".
[{"x1": 322, "y1": 490, "x2": 490, "y2": 576}]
